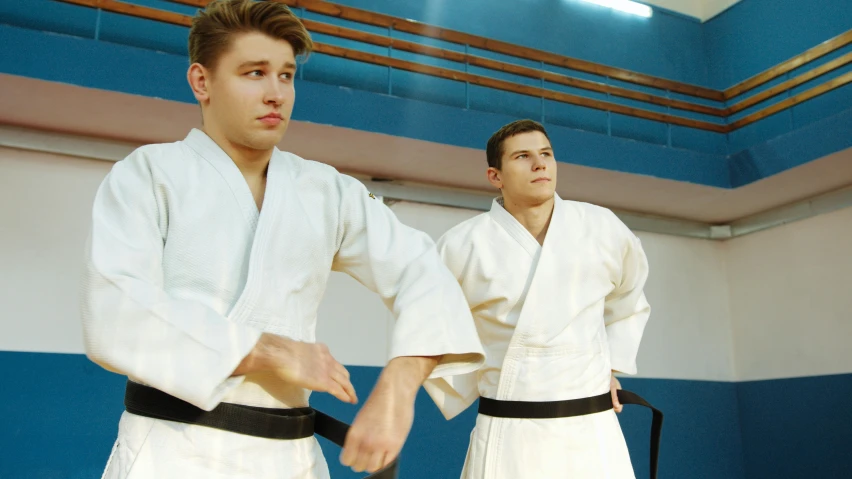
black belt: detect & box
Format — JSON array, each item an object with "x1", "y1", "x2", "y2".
[
  {"x1": 479, "y1": 389, "x2": 663, "y2": 479},
  {"x1": 124, "y1": 381, "x2": 398, "y2": 479}
]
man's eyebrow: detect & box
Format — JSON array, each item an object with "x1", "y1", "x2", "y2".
[
  {"x1": 238, "y1": 60, "x2": 269, "y2": 69},
  {"x1": 237, "y1": 60, "x2": 297, "y2": 69}
]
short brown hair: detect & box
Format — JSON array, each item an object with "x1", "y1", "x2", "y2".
[
  {"x1": 188, "y1": 0, "x2": 314, "y2": 71},
  {"x1": 486, "y1": 119, "x2": 550, "y2": 169}
]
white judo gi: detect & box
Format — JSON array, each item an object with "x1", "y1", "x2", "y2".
[
  {"x1": 425, "y1": 194, "x2": 651, "y2": 479},
  {"x1": 81, "y1": 128, "x2": 485, "y2": 479}
]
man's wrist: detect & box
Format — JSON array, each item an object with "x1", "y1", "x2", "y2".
[
  {"x1": 377, "y1": 356, "x2": 440, "y2": 401},
  {"x1": 233, "y1": 333, "x2": 292, "y2": 376}
]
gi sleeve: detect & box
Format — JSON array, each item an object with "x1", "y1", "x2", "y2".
[
  {"x1": 420, "y1": 231, "x2": 483, "y2": 420},
  {"x1": 604, "y1": 225, "x2": 652, "y2": 376},
  {"x1": 331, "y1": 176, "x2": 485, "y2": 380},
  {"x1": 80, "y1": 152, "x2": 262, "y2": 411}
]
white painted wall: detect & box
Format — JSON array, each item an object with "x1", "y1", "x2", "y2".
[
  {"x1": 0, "y1": 149, "x2": 737, "y2": 381},
  {"x1": 0, "y1": 147, "x2": 108, "y2": 354},
  {"x1": 634, "y1": 231, "x2": 736, "y2": 381},
  {"x1": 5, "y1": 145, "x2": 846, "y2": 384},
  {"x1": 726, "y1": 205, "x2": 852, "y2": 381}
]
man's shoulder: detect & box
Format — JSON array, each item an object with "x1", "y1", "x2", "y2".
[
  {"x1": 109, "y1": 141, "x2": 186, "y2": 176},
  {"x1": 278, "y1": 150, "x2": 337, "y2": 173},
  {"x1": 276, "y1": 151, "x2": 387, "y2": 209},
  {"x1": 562, "y1": 199, "x2": 626, "y2": 225},
  {"x1": 276, "y1": 150, "x2": 352, "y2": 185},
  {"x1": 560, "y1": 199, "x2": 636, "y2": 243},
  {"x1": 561, "y1": 198, "x2": 614, "y2": 217},
  {"x1": 439, "y1": 212, "x2": 491, "y2": 247}
]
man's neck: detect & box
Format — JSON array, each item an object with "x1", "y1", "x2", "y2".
[
  {"x1": 202, "y1": 125, "x2": 272, "y2": 179},
  {"x1": 502, "y1": 194, "x2": 555, "y2": 245}
]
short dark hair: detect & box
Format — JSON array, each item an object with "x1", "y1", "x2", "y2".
[
  {"x1": 189, "y1": 0, "x2": 313, "y2": 72},
  {"x1": 485, "y1": 119, "x2": 550, "y2": 169}
]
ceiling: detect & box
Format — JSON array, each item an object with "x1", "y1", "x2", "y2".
[{"x1": 639, "y1": 0, "x2": 742, "y2": 22}]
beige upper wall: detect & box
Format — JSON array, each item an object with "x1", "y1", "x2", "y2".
[{"x1": 4, "y1": 76, "x2": 852, "y2": 227}]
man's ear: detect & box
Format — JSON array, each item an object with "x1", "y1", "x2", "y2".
[
  {"x1": 486, "y1": 167, "x2": 503, "y2": 190},
  {"x1": 187, "y1": 63, "x2": 211, "y2": 104}
]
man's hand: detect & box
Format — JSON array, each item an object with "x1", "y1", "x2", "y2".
[
  {"x1": 611, "y1": 371, "x2": 623, "y2": 413},
  {"x1": 340, "y1": 356, "x2": 439, "y2": 473},
  {"x1": 233, "y1": 333, "x2": 358, "y2": 404}
]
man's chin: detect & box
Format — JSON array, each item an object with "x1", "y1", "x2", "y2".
[
  {"x1": 508, "y1": 191, "x2": 554, "y2": 207},
  {"x1": 247, "y1": 127, "x2": 288, "y2": 150},
  {"x1": 527, "y1": 186, "x2": 555, "y2": 201}
]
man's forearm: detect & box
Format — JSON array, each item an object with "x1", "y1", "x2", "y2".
[
  {"x1": 375, "y1": 356, "x2": 441, "y2": 400},
  {"x1": 231, "y1": 333, "x2": 293, "y2": 377},
  {"x1": 230, "y1": 334, "x2": 359, "y2": 403}
]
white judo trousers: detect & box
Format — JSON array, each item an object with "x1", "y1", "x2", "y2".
[
  {"x1": 425, "y1": 195, "x2": 651, "y2": 479},
  {"x1": 81, "y1": 129, "x2": 485, "y2": 479}
]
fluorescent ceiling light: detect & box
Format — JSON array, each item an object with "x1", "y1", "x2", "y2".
[{"x1": 578, "y1": 0, "x2": 653, "y2": 18}]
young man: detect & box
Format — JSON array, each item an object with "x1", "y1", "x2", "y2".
[
  {"x1": 425, "y1": 119, "x2": 652, "y2": 478},
  {"x1": 80, "y1": 1, "x2": 483, "y2": 477}
]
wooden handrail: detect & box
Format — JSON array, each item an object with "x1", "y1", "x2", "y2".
[
  {"x1": 60, "y1": 0, "x2": 192, "y2": 25},
  {"x1": 175, "y1": 0, "x2": 852, "y2": 105},
  {"x1": 172, "y1": 0, "x2": 852, "y2": 112},
  {"x1": 724, "y1": 30, "x2": 852, "y2": 99},
  {"x1": 300, "y1": 19, "x2": 726, "y2": 117},
  {"x1": 57, "y1": 0, "x2": 728, "y2": 131},
  {"x1": 726, "y1": 51, "x2": 852, "y2": 115},
  {"x1": 169, "y1": 0, "x2": 207, "y2": 7},
  {"x1": 52, "y1": 0, "x2": 852, "y2": 136},
  {"x1": 170, "y1": 0, "x2": 723, "y2": 116},
  {"x1": 728, "y1": 70, "x2": 852, "y2": 130},
  {"x1": 277, "y1": 0, "x2": 725, "y2": 101},
  {"x1": 282, "y1": 0, "x2": 852, "y2": 103},
  {"x1": 313, "y1": 43, "x2": 728, "y2": 132}
]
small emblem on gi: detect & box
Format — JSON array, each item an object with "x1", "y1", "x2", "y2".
[{"x1": 368, "y1": 192, "x2": 376, "y2": 200}]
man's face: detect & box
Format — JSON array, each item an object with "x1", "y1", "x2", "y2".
[
  {"x1": 488, "y1": 131, "x2": 557, "y2": 204},
  {"x1": 194, "y1": 31, "x2": 297, "y2": 151}
]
